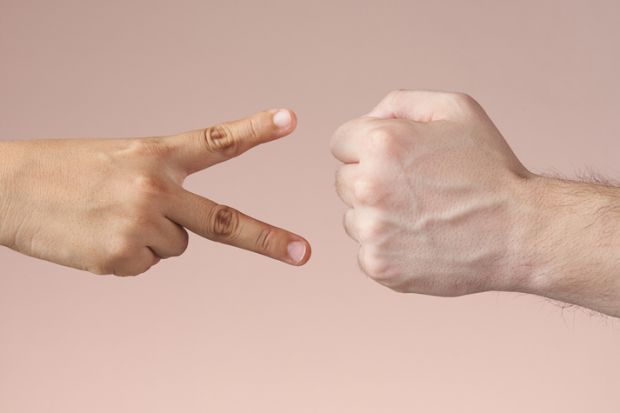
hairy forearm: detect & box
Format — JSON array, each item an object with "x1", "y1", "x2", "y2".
[{"x1": 519, "y1": 175, "x2": 620, "y2": 317}]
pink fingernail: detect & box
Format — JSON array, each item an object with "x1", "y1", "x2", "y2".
[
  {"x1": 287, "y1": 241, "x2": 306, "y2": 264},
  {"x1": 273, "y1": 110, "x2": 292, "y2": 129}
]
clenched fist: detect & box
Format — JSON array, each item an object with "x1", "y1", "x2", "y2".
[
  {"x1": 331, "y1": 91, "x2": 533, "y2": 296},
  {"x1": 0, "y1": 109, "x2": 311, "y2": 276}
]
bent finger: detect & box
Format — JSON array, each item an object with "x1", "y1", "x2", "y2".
[
  {"x1": 368, "y1": 90, "x2": 476, "y2": 122},
  {"x1": 148, "y1": 218, "x2": 189, "y2": 259},
  {"x1": 330, "y1": 117, "x2": 378, "y2": 163},
  {"x1": 335, "y1": 164, "x2": 359, "y2": 207}
]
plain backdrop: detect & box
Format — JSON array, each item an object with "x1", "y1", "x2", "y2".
[{"x1": 1, "y1": 1, "x2": 619, "y2": 412}]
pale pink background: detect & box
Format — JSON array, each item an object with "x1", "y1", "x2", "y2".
[{"x1": 1, "y1": 1, "x2": 619, "y2": 412}]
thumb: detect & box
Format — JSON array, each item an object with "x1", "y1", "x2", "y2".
[{"x1": 367, "y1": 90, "x2": 476, "y2": 122}]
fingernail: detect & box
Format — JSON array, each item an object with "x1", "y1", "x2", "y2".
[
  {"x1": 273, "y1": 110, "x2": 292, "y2": 129},
  {"x1": 287, "y1": 241, "x2": 306, "y2": 264}
]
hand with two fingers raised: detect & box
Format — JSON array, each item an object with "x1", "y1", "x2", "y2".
[{"x1": 0, "y1": 109, "x2": 310, "y2": 276}]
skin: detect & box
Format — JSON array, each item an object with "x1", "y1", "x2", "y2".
[
  {"x1": 0, "y1": 109, "x2": 311, "y2": 276},
  {"x1": 331, "y1": 90, "x2": 620, "y2": 318}
]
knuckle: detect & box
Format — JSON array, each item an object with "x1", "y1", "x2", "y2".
[
  {"x1": 128, "y1": 138, "x2": 173, "y2": 159},
  {"x1": 451, "y1": 91, "x2": 474, "y2": 103},
  {"x1": 130, "y1": 213, "x2": 154, "y2": 230},
  {"x1": 203, "y1": 125, "x2": 237, "y2": 155},
  {"x1": 343, "y1": 209, "x2": 357, "y2": 239},
  {"x1": 330, "y1": 121, "x2": 354, "y2": 152},
  {"x1": 255, "y1": 227, "x2": 275, "y2": 252},
  {"x1": 334, "y1": 117, "x2": 367, "y2": 136},
  {"x1": 353, "y1": 179, "x2": 374, "y2": 204},
  {"x1": 449, "y1": 92, "x2": 479, "y2": 111},
  {"x1": 248, "y1": 117, "x2": 261, "y2": 139},
  {"x1": 353, "y1": 178, "x2": 384, "y2": 206},
  {"x1": 359, "y1": 247, "x2": 392, "y2": 282},
  {"x1": 132, "y1": 173, "x2": 169, "y2": 198},
  {"x1": 107, "y1": 236, "x2": 135, "y2": 264},
  {"x1": 356, "y1": 216, "x2": 386, "y2": 242},
  {"x1": 368, "y1": 128, "x2": 399, "y2": 156},
  {"x1": 133, "y1": 175, "x2": 160, "y2": 197},
  {"x1": 206, "y1": 205, "x2": 240, "y2": 241}
]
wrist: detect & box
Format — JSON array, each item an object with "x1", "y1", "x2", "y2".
[{"x1": 516, "y1": 175, "x2": 620, "y2": 315}]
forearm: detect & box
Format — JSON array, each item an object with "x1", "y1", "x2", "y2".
[
  {"x1": 518, "y1": 175, "x2": 620, "y2": 317},
  {"x1": 0, "y1": 141, "x2": 19, "y2": 248},
  {"x1": 0, "y1": 141, "x2": 24, "y2": 247}
]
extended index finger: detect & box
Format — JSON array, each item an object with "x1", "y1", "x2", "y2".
[{"x1": 165, "y1": 109, "x2": 297, "y2": 174}]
